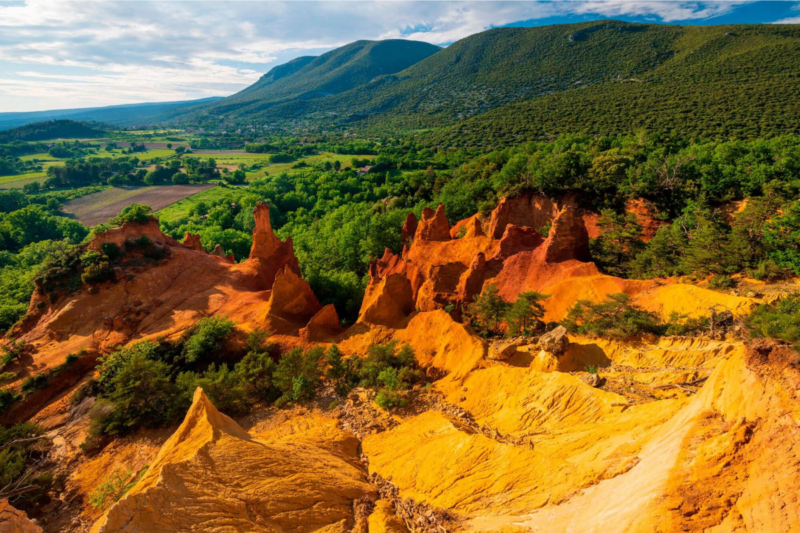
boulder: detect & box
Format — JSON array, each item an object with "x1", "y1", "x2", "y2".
[
  {"x1": 579, "y1": 372, "x2": 601, "y2": 387},
  {"x1": 0, "y1": 499, "x2": 41, "y2": 532},
  {"x1": 538, "y1": 325, "x2": 569, "y2": 355},
  {"x1": 488, "y1": 341, "x2": 518, "y2": 361}
]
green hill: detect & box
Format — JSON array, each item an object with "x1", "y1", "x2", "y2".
[
  {"x1": 0, "y1": 119, "x2": 105, "y2": 143},
  {"x1": 196, "y1": 39, "x2": 441, "y2": 118},
  {"x1": 202, "y1": 21, "x2": 800, "y2": 146}
]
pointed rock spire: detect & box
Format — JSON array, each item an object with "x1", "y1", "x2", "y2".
[{"x1": 414, "y1": 204, "x2": 451, "y2": 242}]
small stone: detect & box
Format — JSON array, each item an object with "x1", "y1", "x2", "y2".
[
  {"x1": 579, "y1": 373, "x2": 601, "y2": 387},
  {"x1": 538, "y1": 325, "x2": 569, "y2": 355},
  {"x1": 488, "y1": 341, "x2": 517, "y2": 360}
]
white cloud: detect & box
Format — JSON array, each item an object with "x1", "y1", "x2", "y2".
[{"x1": 0, "y1": 1, "x2": 772, "y2": 112}]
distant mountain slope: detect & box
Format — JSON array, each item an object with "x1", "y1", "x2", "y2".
[
  {"x1": 0, "y1": 97, "x2": 221, "y2": 130},
  {"x1": 194, "y1": 39, "x2": 441, "y2": 118},
  {"x1": 0, "y1": 120, "x2": 105, "y2": 143},
  {"x1": 424, "y1": 23, "x2": 800, "y2": 147},
  {"x1": 207, "y1": 21, "x2": 800, "y2": 143}
]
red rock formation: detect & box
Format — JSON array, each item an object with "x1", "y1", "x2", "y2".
[
  {"x1": 300, "y1": 304, "x2": 343, "y2": 342},
  {"x1": 263, "y1": 266, "x2": 321, "y2": 334},
  {"x1": 415, "y1": 204, "x2": 451, "y2": 242},
  {"x1": 626, "y1": 198, "x2": 665, "y2": 242},
  {"x1": 488, "y1": 194, "x2": 558, "y2": 238},
  {"x1": 543, "y1": 205, "x2": 591, "y2": 263},
  {"x1": 88, "y1": 219, "x2": 177, "y2": 253},
  {"x1": 498, "y1": 224, "x2": 543, "y2": 257},
  {"x1": 457, "y1": 252, "x2": 486, "y2": 305},
  {"x1": 401, "y1": 212, "x2": 418, "y2": 245},
  {"x1": 182, "y1": 232, "x2": 203, "y2": 251},
  {"x1": 358, "y1": 273, "x2": 415, "y2": 327},
  {"x1": 245, "y1": 201, "x2": 300, "y2": 289},
  {"x1": 450, "y1": 214, "x2": 484, "y2": 239}
]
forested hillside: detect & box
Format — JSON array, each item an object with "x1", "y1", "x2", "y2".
[
  {"x1": 0, "y1": 120, "x2": 104, "y2": 143},
  {"x1": 191, "y1": 21, "x2": 800, "y2": 146},
  {"x1": 195, "y1": 40, "x2": 441, "y2": 118}
]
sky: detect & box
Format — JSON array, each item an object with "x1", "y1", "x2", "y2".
[{"x1": 0, "y1": 0, "x2": 798, "y2": 113}]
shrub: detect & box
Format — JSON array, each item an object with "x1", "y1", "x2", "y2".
[
  {"x1": 586, "y1": 365, "x2": 599, "y2": 374},
  {"x1": 65, "y1": 353, "x2": 80, "y2": 365},
  {"x1": 274, "y1": 347, "x2": 325, "y2": 405},
  {"x1": 89, "y1": 467, "x2": 148, "y2": 511},
  {"x1": 101, "y1": 242, "x2": 123, "y2": 261},
  {"x1": 21, "y1": 374, "x2": 49, "y2": 394},
  {"x1": 111, "y1": 204, "x2": 153, "y2": 226},
  {"x1": 664, "y1": 312, "x2": 710, "y2": 336},
  {"x1": 746, "y1": 293, "x2": 800, "y2": 348},
  {"x1": 235, "y1": 350, "x2": 279, "y2": 402},
  {"x1": 0, "y1": 423, "x2": 51, "y2": 503},
  {"x1": 178, "y1": 364, "x2": 249, "y2": 416},
  {"x1": 94, "y1": 352, "x2": 179, "y2": 436},
  {"x1": 181, "y1": 316, "x2": 235, "y2": 365},
  {"x1": 563, "y1": 293, "x2": 663, "y2": 340},
  {"x1": 1, "y1": 340, "x2": 25, "y2": 368},
  {"x1": 708, "y1": 274, "x2": 734, "y2": 290},
  {"x1": 0, "y1": 388, "x2": 20, "y2": 414},
  {"x1": 0, "y1": 372, "x2": 16, "y2": 385},
  {"x1": 325, "y1": 344, "x2": 359, "y2": 396}
]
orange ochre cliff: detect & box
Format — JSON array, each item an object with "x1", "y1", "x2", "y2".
[{"x1": 2, "y1": 196, "x2": 799, "y2": 533}]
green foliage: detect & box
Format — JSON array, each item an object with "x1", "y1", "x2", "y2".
[
  {"x1": 20, "y1": 374, "x2": 49, "y2": 394},
  {"x1": 0, "y1": 120, "x2": 103, "y2": 143},
  {"x1": 764, "y1": 200, "x2": 800, "y2": 275},
  {"x1": 111, "y1": 204, "x2": 153, "y2": 226},
  {"x1": 746, "y1": 293, "x2": 800, "y2": 348},
  {"x1": 0, "y1": 422, "x2": 52, "y2": 506},
  {"x1": 466, "y1": 283, "x2": 509, "y2": 336},
  {"x1": 0, "y1": 372, "x2": 16, "y2": 385},
  {"x1": 590, "y1": 210, "x2": 644, "y2": 277},
  {"x1": 1, "y1": 340, "x2": 25, "y2": 368},
  {"x1": 0, "y1": 388, "x2": 20, "y2": 414},
  {"x1": 235, "y1": 350, "x2": 279, "y2": 402},
  {"x1": 89, "y1": 467, "x2": 148, "y2": 511},
  {"x1": 563, "y1": 293, "x2": 663, "y2": 340},
  {"x1": 178, "y1": 364, "x2": 249, "y2": 416},
  {"x1": 708, "y1": 275, "x2": 735, "y2": 290},
  {"x1": 180, "y1": 316, "x2": 235, "y2": 365},
  {"x1": 273, "y1": 347, "x2": 325, "y2": 405},
  {"x1": 586, "y1": 365, "x2": 599, "y2": 375},
  {"x1": 506, "y1": 291, "x2": 548, "y2": 336},
  {"x1": 663, "y1": 312, "x2": 710, "y2": 337}
]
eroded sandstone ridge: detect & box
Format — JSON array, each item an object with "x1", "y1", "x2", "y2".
[
  {"x1": 358, "y1": 194, "x2": 753, "y2": 326},
  {"x1": 91, "y1": 388, "x2": 375, "y2": 532},
  {"x1": 1, "y1": 201, "x2": 320, "y2": 425}
]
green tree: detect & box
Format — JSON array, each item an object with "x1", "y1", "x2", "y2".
[
  {"x1": 465, "y1": 283, "x2": 509, "y2": 336},
  {"x1": 590, "y1": 209, "x2": 644, "y2": 277},
  {"x1": 506, "y1": 291, "x2": 548, "y2": 336},
  {"x1": 563, "y1": 293, "x2": 663, "y2": 340}
]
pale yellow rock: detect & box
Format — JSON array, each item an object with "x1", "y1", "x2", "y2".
[{"x1": 91, "y1": 388, "x2": 376, "y2": 533}]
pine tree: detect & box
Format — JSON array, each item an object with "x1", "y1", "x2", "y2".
[{"x1": 506, "y1": 292, "x2": 548, "y2": 336}]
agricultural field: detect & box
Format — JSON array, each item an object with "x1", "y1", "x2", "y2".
[
  {"x1": 0, "y1": 171, "x2": 47, "y2": 189},
  {"x1": 155, "y1": 186, "x2": 239, "y2": 224},
  {"x1": 62, "y1": 184, "x2": 216, "y2": 226},
  {"x1": 209, "y1": 151, "x2": 365, "y2": 180}
]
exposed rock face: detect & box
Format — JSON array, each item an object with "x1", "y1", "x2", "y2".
[
  {"x1": 247, "y1": 201, "x2": 300, "y2": 288},
  {"x1": 488, "y1": 194, "x2": 558, "y2": 238},
  {"x1": 359, "y1": 273, "x2": 415, "y2": 327},
  {"x1": 539, "y1": 325, "x2": 569, "y2": 355},
  {"x1": 451, "y1": 214, "x2": 484, "y2": 239},
  {"x1": 544, "y1": 205, "x2": 591, "y2": 263},
  {"x1": 415, "y1": 204, "x2": 451, "y2": 242},
  {"x1": 0, "y1": 499, "x2": 42, "y2": 532},
  {"x1": 8, "y1": 201, "x2": 324, "y2": 413},
  {"x1": 210, "y1": 243, "x2": 226, "y2": 257},
  {"x1": 181, "y1": 232, "x2": 203, "y2": 251},
  {"x1": 87, "y1": 219, "x2": 177, "y2": 253},
  {"x1": 300, "y1": 304, "x2": 343, "y2": 342},
  {"x1": 264, "y1": 266, "x2": 321, "y2": 334},
  {"x1": 401, "y1": 212, "x2": 417, "y2": 245},
  {"x1": 626, "y1": 198, "x2": 665, "y2": 242},
  {"x1": 91, "y1": 389, "x2": 376, "y2": 533}
]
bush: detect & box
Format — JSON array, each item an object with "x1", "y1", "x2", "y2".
[
  {"x1": 746, "y1": 293, "x2": 800, "y2": 348},
  {"x1": 0, "y1": 423, "x2": 52, "y2": 505},
  {"x1": 93, "y1": 352, "x2": 179, "y2": 436},
  {"x1": 21, "y1": 374, "x2": 49, "y2": 394},
  {"x1": 111, "y1": 204, "x2": 153, "y2": 226},
  {"x1": 274, "y1": 347, "x2": 325, "y2": 405},
  {"x1": 1, "y1": 340, "x2": 25, "y2": 368},
  {"x1": 235, "y1": 350, "x2": 279, "y2": 402},
  {"x1": 708, "y1": 274, "x2": 734, "y2": 290},
  {"x1": 563, "y1": 293, "x2": 663, "y2": 340},
  {"x1": 181, "y1": 316, "x2": 235, "y2": 365},
  {"x1": 0, "y1": 388, "x2": 20, "y2": 414},
  {"x1": 0, "y1": 372, "x2": 16, "y2": 385},
  {"x1": 89, "y1": 467, "x2": 148, "y2": 511},
  {"x1": 663, "y1": 312, "x2": 710, "y2": 336},
  {"x1": 178, "y1": 364, "x2": 248, "y2": 416}
]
